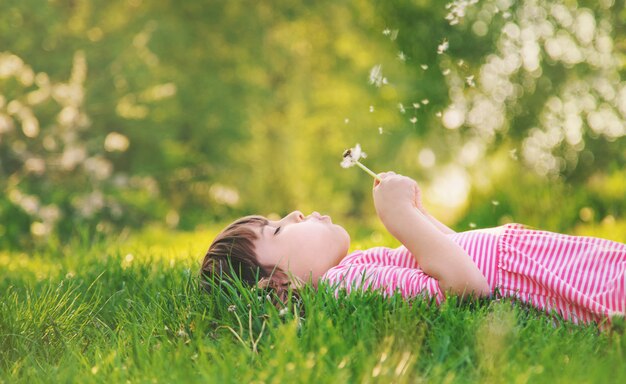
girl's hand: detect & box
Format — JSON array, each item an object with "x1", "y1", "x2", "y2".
[{"x1": 373, "y1": 172, "x2": 423, "y2": 226}]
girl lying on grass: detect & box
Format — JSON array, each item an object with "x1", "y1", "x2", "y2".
[{"x1": 201, "y1": 171, "x2": 626, "y2": 329}]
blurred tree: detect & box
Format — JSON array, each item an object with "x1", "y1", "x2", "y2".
[{"x1": 0, "y1": 0, "x2": 624, "y2": 248}]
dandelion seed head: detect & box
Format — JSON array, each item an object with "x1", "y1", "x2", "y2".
[
  {"x1": 492, "y1": 200, "x2": 500, "y2": 206},
  {"x1": 341, "y1": 143, "x2": 367, "y2": 168},
  {"x1": 442, "y1": 68, "x2": 451, "y2": 76},
  {"x1": 421, "y1": 99, "x2": 430, "y2": 105},
  {"x1": 410, "y1": 117, "x2": 418, "y2": 124},
  {"x1": 397, "y1": 51, "x2": 406, "y2": 61},
  {"x1": 412, "y1": 103, "x2": 421, "y2": 109},
  {"x1": 421, "y1": 64, "x2": 429, "y2": 70},
  {"x1": 228, "y1": 305, "x2": 236, "y2": 312},
  {"x1": 469, "y1": 222, "x2": 477, "y2": 228}
]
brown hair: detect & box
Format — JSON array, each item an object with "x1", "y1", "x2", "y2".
[{"x1": 200, "y1": 215, "x2": 294, "y2": 302}]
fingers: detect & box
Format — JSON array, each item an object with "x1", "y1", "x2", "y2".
[{"x1": 374, "y1": 171, "x2": 396, "y2": 187}]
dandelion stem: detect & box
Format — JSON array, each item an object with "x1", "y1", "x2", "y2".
[{"x1": 355, "y1": 161, "x2": 381, "y2": 182}]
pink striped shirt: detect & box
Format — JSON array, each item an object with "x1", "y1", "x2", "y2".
[{"x1": 321, "y1": 223, "x2": 626, "y2": 325}]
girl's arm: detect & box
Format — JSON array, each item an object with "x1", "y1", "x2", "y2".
[
  {"x1": 373, "y1": 173, "x2": 490, "y2": 297},
  {"x1": 382, "y1": 171, "x2": 456, "y2": 234},
  {"x1": 419, "y1": 209, "x2": 456, "y2": 234}
]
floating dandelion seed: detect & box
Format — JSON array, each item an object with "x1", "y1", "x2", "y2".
[
  {"x1": 369, "y1": 65, "x2": 384, "y2": 87},
  {"x1": 442, "y1": 68, "x2": 451, "y2": 76},
  {"x1": 383, "y1": 28, "x2": 399, "y2": 40},
  {"x1": 437, "y1": 39, "x2": 449, "y2": 54},
  {"x1": 445, "y1": 0, "x2": 479, "y2": 26},
  {"x1": 341, "y1": 144, "x2": 380, "y2": 181},
  {"x1": 410, "y1": 117, "x2": 418, "y2": 124},
  {"x1": 397, "y1": 51, "x2": 406, "y2": 61},
  {"x1": 466, "y1": 75, "x2": 475, "y2": 87},
  {"x1": 412, "y1": 103, "x2": 421, "y2": 109},
  {"x1": 398, "y1": 103, "x2": 406, "y2": 113},
  {"x1": 369, "y1": 105, "x2": 374, "y2": 112},
  {"x1": 421, "y1": 99, "x2": 430, "y2": 105},
  {"x1": 420, "y1": 64, "x2": 429, "y2": 70}
]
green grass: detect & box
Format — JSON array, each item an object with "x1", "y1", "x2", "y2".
[{"x1": 1, "y1": 226, "x2": 625, "y2": 383}]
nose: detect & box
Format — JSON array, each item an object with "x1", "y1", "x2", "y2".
[{"x1": 288, "y1": 210, "x2": 305, "y2": 222}]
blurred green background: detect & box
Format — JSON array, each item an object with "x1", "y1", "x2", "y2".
[{"x1": 1, "y1": 0, "x2": 625, "y2": 249}]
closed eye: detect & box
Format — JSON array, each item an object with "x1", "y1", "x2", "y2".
[{"x1": 274, "y1": 226, "x2": 281, "y2": 235}]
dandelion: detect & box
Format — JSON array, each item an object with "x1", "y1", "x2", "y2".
[
  {"x1": 412, "y1": 103, "x2": 421, "y2": 109},
  {"x1": 421, "y1": 99, "x2": 430, "y2": 105},
  {"x1": 378, "y1": 127, "x2": 384, "y2": 134},
  {"x1": 420, "y1": 64, "x2": 429, "y2": 70},
  {"x1": 410, "y1": 117, "x2": 418, "y2": 124},
  {"x1": 492, "y1": 200, "x2": 500, "y2": 206},
  {"x1": 341, "y1": 144, "x2": 380, "y2": 181},
  {"x1": 398, "y1": 103, "x2": 406, "y2": 113},
  {"x1": 369, "y1": 105, "x2": 374, "y2": 112},
  {"x1": 437, "y1": 39, "x2": 449, "y2": 54},
  {"x1": 369, "y1": 65, "x2": 384, "y2": 87},
  {"x1": 279, "y1": 307, "x2": 289, "y2": 317},
  {"x1": 435, "y1": 111, "x2": 443, "y2": 118},
  {"x1": 397, "y1": 51, "x2": 406, "y2": 61},
  {"x1": 228, "y1": 305, "x2": 236, "y2": 312},
  {"x1": 382, "y1": 28, "x2": 391, "y2": 36},
  {"x1": 442, "y1": 68, "x2": 451, "y2": 76},
  {"x1": 469, "y1": 222, "x2": 477, "y2": 228},
  {"x1": 466, "y1": 75, "x2": 475, "y2": 87}
]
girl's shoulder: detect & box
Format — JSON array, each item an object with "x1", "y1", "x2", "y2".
[{"x1": 339, "y1": 245, "x2": 410, "y2": 266}]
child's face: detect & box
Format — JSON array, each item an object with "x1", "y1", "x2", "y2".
[{"x1": 253, "y1": 210, "x2": 350, "y2": 286}]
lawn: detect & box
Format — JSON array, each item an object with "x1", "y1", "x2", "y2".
[{"x1": 1, "y1": 226, "x2": 625, "y2": 383}]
